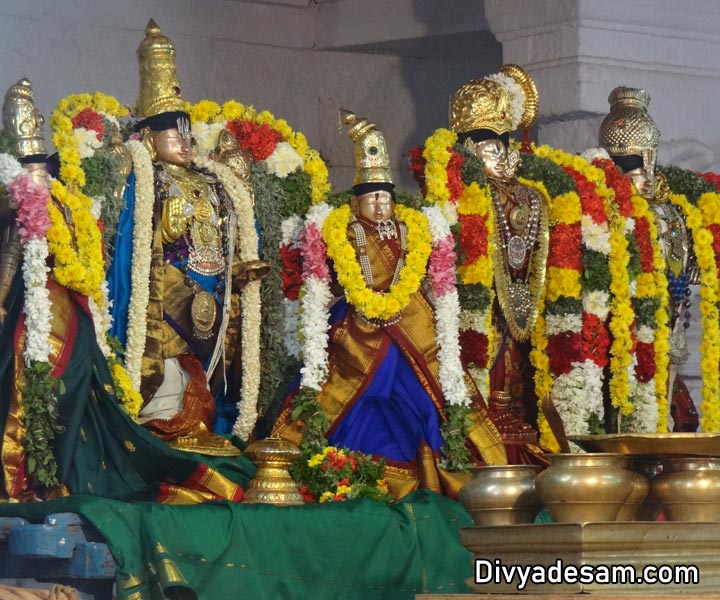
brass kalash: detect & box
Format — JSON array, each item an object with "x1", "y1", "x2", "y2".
[{"x1": 447, "y1": 73, "x2": 720, "y2": 597}]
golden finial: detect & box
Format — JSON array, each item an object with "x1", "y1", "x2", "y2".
[
  {"x1": 340, "y1": 109, "x2": 393, "y2": 186},
  {"x1": 2, "y1": 78, "x2": 46, "y2": 159},
  {"x1": 136, "y1": 19, "x2": 185, "y2": 119}
]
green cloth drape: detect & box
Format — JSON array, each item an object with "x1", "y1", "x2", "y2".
[{"x1": 0, "y1": 490, "x2": 474, "y2": 600}]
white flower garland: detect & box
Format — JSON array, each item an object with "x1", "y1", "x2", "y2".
[
  {"x1": 552, "y1": 360, "x2": 605, "y2": 435},
  {"x1": 265, "y1": 142, "x2": 304, "y2": 179},
  {"x1": 0, "y1": 154, "x2": 23, "y2": 186},
  {"x1": 124, "y1": 140, "x2": 155, "y2": 389},
  {"x1": 21, "y1": 237, "x2": 52, "y2": 365},
  {"x1": 423, "y1": 205, "x2": 469, "y2": 406},
  {"x1": 299, "y1": 202, "x2": 333, "y2": 391},
  {"x1": 195, "y1": 156, "x2": 263, "y2": 440}
]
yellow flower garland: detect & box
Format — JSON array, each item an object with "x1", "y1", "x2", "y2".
[
  {"x1": 672, "y1": 192, "x2": 720, "y2": 431},
  {"x1": 46, "y1": 180, "x2": 105, "y2": 304},
  {"x1": 323, "y1": 204, "x2": 431, "y2": 321},
  {"x1": 51, "y1": 92, "x2": 129, "y2": 192},
  {"x1": 187, "y1": 100, "x2": 330, "y2": 205},
  {"x1": 422, "y1": 128, "x2": 457, "y2": 206},
  {"x1": 630, "y1": 195, "x2": 670, "y2": 431}
]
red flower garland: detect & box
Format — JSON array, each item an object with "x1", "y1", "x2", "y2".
[
  {"x1": 635, "y1": 342, "x2": 656, "y2": 383},
  {"x1": 407, "y1": 146, "x2": 427, "y2": 195},
  {"x1": 71, "y1": 108, "x2": 104, "y2": 141},
  {"x1": 582, "y1": 313, "x2": 610, "y2": 368},
  {"x1": 459, "y1": 329, "x2": 489, "y2": 368},
  {"x1": 447, "y1": 151, "x2": 465, "y2": 202},
  {"x1": 547, "y1": 331, "x2": 583, "y2": 375},
  {"x1": 227, "y1": 119, "x2": 283, "y2": 161},
  {"x1": 458, "y1": 214, "x2": 488, "y2": 265},
  {"x1": 279, "y1": 245, "x2": 303, "y2": 301},
  {"x1": 547, "y1": 222, "x2": 583, "y2": 271}
]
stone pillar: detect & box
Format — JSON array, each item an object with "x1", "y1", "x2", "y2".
[{"x1": 485, "y1": 0, "x2": 720, "y2": 171}]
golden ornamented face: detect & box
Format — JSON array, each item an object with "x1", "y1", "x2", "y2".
[
  {"x1": 153, "y1": 128, "x2": 191, "y2": 166},
  {"x1": 353, "y1": 191, "x2": 394, "y2": 224},
  {"x1": 475, "y1": 139, "x2": 512, "y2": 181},
  {"x1": 625, "y1": 167, "x2": 654, "y2": 200}
]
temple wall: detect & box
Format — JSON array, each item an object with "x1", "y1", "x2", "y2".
[{"x1": 0, "y1": 0, "x2": 499, "y2": 190}]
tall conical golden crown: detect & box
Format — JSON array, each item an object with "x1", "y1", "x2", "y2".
[
  {"x1": 136, "y1": 19, "x2": 185, "y2": 118},
  {"x1": 599, "y1": 86, "x2": 660, "y2": 158},
  {"x1": 2, "y1": 78, "x2": 46, "y2": 158},
  {"x1": 340, "y1": 109, "x2": 393, "y2": 186}
]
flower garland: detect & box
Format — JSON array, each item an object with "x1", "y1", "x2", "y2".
[
  {"x1": 123, "y1": 141, "x2": 155, "y2": 392},
  {"x1": 187, "y1": 100, "x2": 330, "y2": 205},
  {"x1": 594, "y1": 158, "x2": 669, "y2": 432},
  {"x1": 50, "y1": 92, "x2": 129, "y2": 192},
  {"x1": 194, "y1": 155, "x2": 263, "y2": 439},
  {"x1": 670, "y1": 191, "x2": 720, "y2": 431},
  {"x1": 532, "y1": 147, "x2": 616, "y2": 439},
  {"x1": 323, "y1": 204, "x2": 431, "y2": 321},
  {"x1": 6, "y1": 168, "x2": 62, "y2": 488},
  {"x1": 280, "y1": 215, "x2": 304, "y2": 360}
]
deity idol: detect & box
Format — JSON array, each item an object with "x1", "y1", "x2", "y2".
[
  {"x1": 0, "y1": 78, "x2": 249, "y2": 502},
  {"x1": 599, "y1": 87, "x2": 699, "y2": 432},
  {"x1": 448, "y1": 66, "x2": 550, "y2": 457},
  {"x1": 108, "y1": 21, "x2": 268, "y2": 452},
  {"x1": 271, "y1": 111, "x2": 507, "y2": 499}
]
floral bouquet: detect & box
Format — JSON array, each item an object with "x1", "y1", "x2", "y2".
[{"x1": 290, "y1": 445, "x2": 394, "y2": 504}]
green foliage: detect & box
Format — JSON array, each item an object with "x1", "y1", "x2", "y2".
[
  {"x1": 518, "y1": 154, "x2": 575, "y2": 198},
  {"x1": 626, "y1": 235, "x2": 642, "y2": 282},
  {"x1": 439, "y1": 403, "x2": 473, "y2": 472},
  {"x1": 0, "y1": 131, "x2": 18, "y2": 157},
  {"x1": 21, "y1": 361, "x2": 64, "y2": 488},
  {"x1": 457, "y1": 283, "x2": 491, "y2": 313},
  {"x1": 659, "y1": 165, "x2": 714, "y2": 206},
  {"x1": 633, "y1": 296, "x2": 661, "y2": 329},
  {"x1": 581, "y1": 250, "x2": 611, "y2": 291},
  {"x1": 290, "y1": 386, "x2": 330, "y2": 453},
  {"x1": 544, "y1": 296, "x2": 583, "y2": 316},
  {"x1": 251, "y1": 162, "x2": 304, "y2": 419}
]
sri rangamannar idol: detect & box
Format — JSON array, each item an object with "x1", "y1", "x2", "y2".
[
  {"x1": 108, "y1": 20, "x2": 268, "y2": 453},
  {"x1": 599, "y1": 87, "x2": 699, "y2": 432}
]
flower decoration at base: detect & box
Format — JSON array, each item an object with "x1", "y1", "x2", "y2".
[{"x1": 290, "y1": 445, "x2": 393, "y2": 504}]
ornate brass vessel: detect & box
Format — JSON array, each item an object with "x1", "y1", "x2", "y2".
[
  {"x1": 535, "y1": 453, "x2": 647, "y2": 522},
  {"x1": 244, "y1": 437, "x2": 304, "y2": 506},
  {"x1": 651, "y1": 457, "x2": 720, "y2": 521},
  {"x1": 459, "y1": 464, "x2": 541, "y2": 526}
]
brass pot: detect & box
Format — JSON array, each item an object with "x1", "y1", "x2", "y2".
[
  {"x1": 535, "y1": 453, "x2": 647, "y2": 523},
  {"x1": 651, "y1": 457, "x2": 720, "y2": 522},
  {"x1": 459, "y1": 464, "x2": 541, "y2": 526},
  {"x1": 630, "y1": 457, "x2": 662, "y2": 521},
  {"x1": 244, "y1": 437, "x2": 304, "y2": 506}
]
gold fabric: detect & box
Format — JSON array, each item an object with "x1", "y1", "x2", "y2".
[
  {"x1": 273, "y1": 219, "x2": 506, "y2": 498},
  {"x1": 2, "y1": 281, "x2": 73, "y2": 498}
]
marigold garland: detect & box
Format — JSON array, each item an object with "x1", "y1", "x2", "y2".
[
  {"x1": 51, "y1": 93, "x2": 129, "y2": 192},
  {"x1": 188, "y1": 100, "x2": 330, "y2": 205},
  {"x1": 672, "y1": 192, "x2": 720, "y2": 431},
  {"x1": 323, "y1": 204, "x2": 431, "y2": 321}
]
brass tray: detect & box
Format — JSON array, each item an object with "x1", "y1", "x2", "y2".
[{"x1": 568, "y1": 433, "x2": 720, "y2": 456}]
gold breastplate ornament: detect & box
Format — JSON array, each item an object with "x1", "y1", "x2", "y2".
[
  {"x1": 490, "y1": 179, "x2": 549, "y2": 342},
  {"x1": 159, "y1": 164, "x2": 227, "y2": 277}
]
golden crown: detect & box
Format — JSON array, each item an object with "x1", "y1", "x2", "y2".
[
  {"x1": 340, "y1": 109, "x2": 393, "y2": 186},
  {"x1": 2, "y1": 78, "x2": 46, "y2": 158},
  {"x1": 599, "y1": 86, "x2": 660, "y2": 162},
  {"x1": 449, "y1": 64, "x2": 539, "y2": 136},
  {"x1": 136, "y1": 19, "x2": 186, "y2": 118}
]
